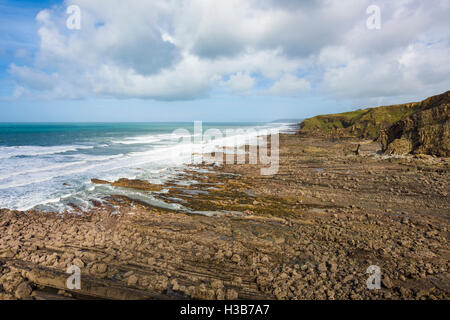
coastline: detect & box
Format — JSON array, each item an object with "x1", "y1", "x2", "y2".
[
  {"x1": 0, "y1": 122, "x2": 288, "y2": 212},
  {"x1": 0, "y1": 132, "x2": 449, "y2": 300}
]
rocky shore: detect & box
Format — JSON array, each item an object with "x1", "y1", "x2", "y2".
[
  {"x1": 0, "y1": 134, "x2": 449, "y2": 300},
  {"x1": 300, "y1": 91, "x2": 449, "y2": 157}
]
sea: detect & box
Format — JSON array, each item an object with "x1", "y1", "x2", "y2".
[{"x1": 0, "y1": 122, "x2": 293, "y2": 212}]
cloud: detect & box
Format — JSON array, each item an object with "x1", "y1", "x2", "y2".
[
  {"x1": 9, "y1": 64, "x2": 58, "y2": 91},
  {"x1": 265, "y1": 74, "x2": 311, "y2": 96},
  {"x1": 221, "y1": 72, "x2": 255, "y2": 95},
  {"x1": 320, "y1": 40, "x2": 450, "y2": 101},
  {"x1": 7, "y1": 0, "x2": 450, "y2": 103}
]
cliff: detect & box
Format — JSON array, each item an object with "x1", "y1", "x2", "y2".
[
  {"x1": 299, "y1": 104, "x2": 417, "y2": 139},
  {"x1": 299, "y1": 91, "x2": 449, "y2": 156},
  {"x1": 380, "y1": 91, "x2": 449, "y2": 156}
]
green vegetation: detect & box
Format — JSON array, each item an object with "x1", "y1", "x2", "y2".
[
  {"x1": 300, "y1": 103, "x2": 417, "y2": 139},
  {"x1": 299, "y1": 91, "x2": 449, "y2": 156}
]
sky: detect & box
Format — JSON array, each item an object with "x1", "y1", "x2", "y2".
[{"x1": 0, "y1": 0, "x2": 449, "y2": 122}]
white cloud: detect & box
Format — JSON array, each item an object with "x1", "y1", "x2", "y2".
[
  {"x1": 222, "y1": 72, "x2": 255, "y2": 95},
  {"x1": 265, "y1": 74, "x2": 311, "y2": 96},
  {"x1": 321, "y1": 41, "x2": 450, "y2": 100},
  {"x1": 12, "y1": 86, "x2": 27, "y2": 99},
  {"x1": 8, "y1": 0, "x2": 450, "y2": 103},
  {"x1": 9, "y1": 64, "x2": 58, "y2": 91}
]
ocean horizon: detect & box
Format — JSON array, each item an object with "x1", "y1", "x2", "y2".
[{"x1": 0, "y1": 122, "x2": 292, "y2": 212}]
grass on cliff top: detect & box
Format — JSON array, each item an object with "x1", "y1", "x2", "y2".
[{"x1": 300, "y1": 103, "x2": 418, "y2": 139}]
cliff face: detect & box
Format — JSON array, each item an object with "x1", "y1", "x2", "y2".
[
  {"x1": 380, "y1": 92, "x2": 449, "y2": 156},
  {"x1": 300, "y1": 91, "x2": 450, "y2": 156},
  {"x1": 300, "y1": 104, "x2": 417, "y2": 140}
]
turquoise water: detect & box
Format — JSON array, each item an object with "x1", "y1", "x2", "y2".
[{"x1": 0, "y1": 122, "x2": 289, "y2": 211}]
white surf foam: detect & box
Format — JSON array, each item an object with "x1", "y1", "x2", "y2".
[
  {"x1": 0, "y1": 123, "x2": 288, "y2": 211},
  {"x1": 0, "y1": 145, "x2": 94, "y2": 159}
]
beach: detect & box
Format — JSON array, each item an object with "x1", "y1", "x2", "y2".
[{"x1": 1, "y1": 132, "x2": 448, "y2": 300}]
